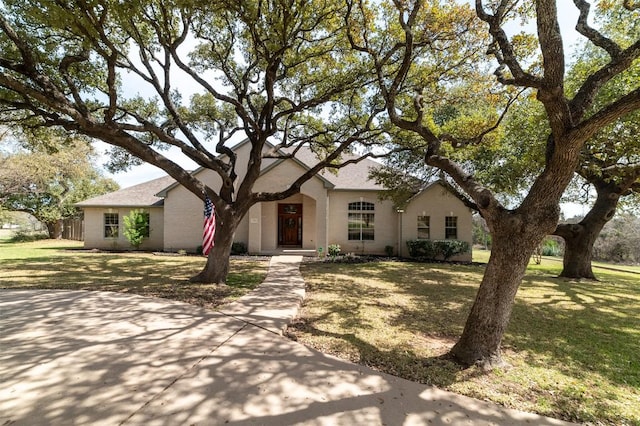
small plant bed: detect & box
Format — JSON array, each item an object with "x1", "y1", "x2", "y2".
[
  {"x1": 0, "y1": 239, "x2": 269, "y2": 310},
  {"x1": 289, "y1": 259, "x2": 640, "y2": 425},
  {"x1": 319, "y1": 253, "x2": 392, "y2": 264},
  {"x1": 309, "y1": 253, "x2": 478, "y2": 266}
]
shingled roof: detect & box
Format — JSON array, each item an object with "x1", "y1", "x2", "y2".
[
  {"x1": 275, "y1": 146, "x2": 385, "y2": 191},
  {"x1": 77, "y1": 143, "x2": 385, "y2": 207},
  {"x1": 76, "y1": 175, "x2": 175, "y2": 207},
  {"x1": 315, "y1": 156, "x2": 384, "y2": 191}
]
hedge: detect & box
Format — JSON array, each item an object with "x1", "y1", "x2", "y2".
[{"x1": 406, "y1": 239, "x2": 470, "y2": 260}]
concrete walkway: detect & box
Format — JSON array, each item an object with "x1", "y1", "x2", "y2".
[{"x1": 0, "y1": 255, "x2": 573, "y2": 425}]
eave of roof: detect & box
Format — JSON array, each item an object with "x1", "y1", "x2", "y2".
[
  {"x1": 75, "y1": 175, "x2": 175, "y2": 208},
  {"x1": 84, "y1": 139, "x2": 386, "y2": 205},
  {"x1": 405, "y1": 180, "x2": 467, "y2": 207}
]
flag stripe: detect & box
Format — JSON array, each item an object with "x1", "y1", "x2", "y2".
[{"x1": 203, "y1": 196, "x2": 215, "y2": 256}]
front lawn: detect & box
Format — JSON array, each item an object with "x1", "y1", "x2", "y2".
[
  {"x1": 0, "y1": 239, "x2": 269, "y2": 309},
  {"x1": 290, "y1": 257, "x2": 640, "y2": 425}
]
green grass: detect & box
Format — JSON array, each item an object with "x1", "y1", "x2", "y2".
[
  {"x1": 291, "y1": 257, "x2": 640, "y2": 425},
  {"x1": 474, "y1": 248, "x2": 640, "y2": 274},
  {"x1": 0, "y1": 239, "x2": 269, "y2": 309}
]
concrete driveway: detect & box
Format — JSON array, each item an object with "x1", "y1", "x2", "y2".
[{"x1": 0, "y1": 257, "x2": 573, "y2": 425}]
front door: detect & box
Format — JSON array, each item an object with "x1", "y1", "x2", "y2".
[{"x1": 278, "y1": 203, "x2": 302, "y2": 246}]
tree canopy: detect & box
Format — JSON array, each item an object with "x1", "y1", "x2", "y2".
[
  {"x1": 347, "y1": 0, "x2": 640, "y2": 367},
  {"x1": 0, "y1": 135, "x2": 119, "y2": 237},
  {"x1": 0, "y1": 0, "x2": 392, "y2": 282}
]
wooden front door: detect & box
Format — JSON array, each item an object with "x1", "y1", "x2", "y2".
[{"x1": 278, "y1": 204, "x2": 302, "y2": 246}]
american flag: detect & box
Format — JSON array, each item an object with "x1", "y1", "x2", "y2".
[{"x1": 203, "y1": 196, "x2": 216, "y2": 256}]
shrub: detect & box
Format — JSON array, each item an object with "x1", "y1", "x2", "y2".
[
  {"x1": 123, "y1": 209, "x2": 149, "y2": 249},
  {"x1": 406, "y1": 239, "x2": 437, "y2": 258},
  {"x1": 384, "y1": 245, "x2": 394, "y2": 257},
  {"x1": 328, "y1": 244, "x2": 341, "y2": 257},
  {"x1": 541, "y1": 238, "x2": 562, "y2": 256},
  {"x1": 435, "y1": 240, "x2": 470, "y2": 260},
  {"x1": 231, "y1": 241, "x2": 247, "y2": 255},
  {"x1": 406, "y1": 239, "x2": 469, "y2": 260},
  {"x1": 10, "y1": 230, "x2": 49, "y2": 243}
]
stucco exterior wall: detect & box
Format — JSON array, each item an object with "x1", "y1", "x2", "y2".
[
  {"x1": 234, "y1": 214, "x2": 250, "y2": 247},
  {"x1": 327, "y1": 191, "x2": 399, "y2": 255},
  {"x1": 162, "y1": 168, "x2": 222, "y2": 252},
  {"x1": 401, "y1": 183, "x2": 473, "y2": 261},
  {"x1": 82, "y1": 206, "x2": 164, "y2": 251}
]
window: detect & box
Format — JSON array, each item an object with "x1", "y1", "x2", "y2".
[
  {"x1": 445, "y1": 216, "x2": 457, "y2": 239},
  {"x1": 348, "y1": 201, "x2": 374, "y2": 240},
  {"x1": 138, "y1": 212, "x2": 151, "y2": 238},
  {"x1": 417, "y1": 216, "x2": 430, "y2": 239},
  {"x1": 104, "y1": 213, "x2": 119, "y2": 238}
]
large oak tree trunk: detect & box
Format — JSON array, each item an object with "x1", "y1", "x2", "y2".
[
  {"x1": 444, "y1": 132, "x2": 582, "y2": 368},
  {"x1": 45, "y1": 220, "x2": 63, "y2": 239},
  {"x1": 189, "y1": 209, "x2": 239, "y2": 284},
  {"x1": 450, "y1": 209, "x2": 554, "y2": 368},
  {"x1": 554, "y1": 184, "x2": 620, "y2": 280},
  {"x1": 556, "y1": 223, "x2": 600, "y2": 280}
]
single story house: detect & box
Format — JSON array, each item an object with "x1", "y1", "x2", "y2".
[{"x1": 77, "y1": 141, "x2": 473, "y2": 260}]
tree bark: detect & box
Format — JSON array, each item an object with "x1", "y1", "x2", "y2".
[
  {"x1": 189, "y1": 208, "x2": 239, "y2": 284},
  {"x1": 45, "y1": 220, "x2": 63, "y2": 239},
  {"x1": 554, "y1": 183, "x2": 620, "y2": 280},
  {"x1": 558, "y1": 224, "x2": 599, "y2": 279},
  {"x1": 450, "y1": 211, "x2": 550, "y2": 368}
]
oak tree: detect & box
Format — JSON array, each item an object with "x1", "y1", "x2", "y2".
[
  {"x1": 0, "y1": 137, "x2": 119, "y2": 238},
  {"x1": 349, "y1": 0, "x2": 640, "y2": 367},
  {"x1": 0, "y1": 0, "x2": 387, "y2": 283},
  {"x1": 553, "y1": 3, "x2": 640, "y2": 278}
]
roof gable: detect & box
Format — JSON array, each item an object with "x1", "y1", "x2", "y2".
[
  {"x1": 406, "y1": 180, "x2": 471, "y2": 209},
  {"x1": 158, "y1": 140, "x2": 384, "y2": 196},
  {"x1": 76, "y1": 175, "x2": 175, "y2": 207},
  {"x1": 80, "y1": 141, "x2": 387, "y2": 206},
  {"x1": 278, "y1": 146, "x2": 384, "y2": 191}
]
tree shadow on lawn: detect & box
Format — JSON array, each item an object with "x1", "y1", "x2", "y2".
[
  {"x1": 0, "y1": 253, "x2": 268, "y2": 309},
  {"x1": 326, "y1": 261, "x2": 639, "y2": 390},
  {"x1": 302, "y1": 261, "x2": 481, "y2": 336},
  {"x1": 287, "y1": 314, "x2": 468, "y2": 389},
  {"x1": 295, "y1": 261, "x2": 491, "y2": 386},
  {"x1": 299, "y1": 260, "x2": 639, "y2": 394},
  {"x1": 506, "y1": 273, "x2": 639, "y2": 389}
]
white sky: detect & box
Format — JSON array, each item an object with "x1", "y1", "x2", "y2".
[{"x1": 98, "y1": 2, "x2": 589, "y2": 217}]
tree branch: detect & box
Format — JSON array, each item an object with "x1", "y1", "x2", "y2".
[
  {"x1": 439, "y1": 88, "x2": 526, "y2": 147},
  {"x1": 570, "y1": 38, "x2": 640, "y2": 120},
  {"x1": 475, "y1": 0, "x2": 543, "y2": 88},
  {"x1": 570, "y1": 86, "x2": 640, "y2": 143},
  {"x1": 573, "y1": 0, "x2": 622, "y2": 58}
]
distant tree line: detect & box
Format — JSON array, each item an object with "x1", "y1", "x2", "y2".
[{"x1": 473, "y1": 213, "x2": 640, "y2": 265}]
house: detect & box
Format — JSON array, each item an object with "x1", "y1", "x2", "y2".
[{"x1": 77, "y1": 141, "x2": 473, "y2": 260}]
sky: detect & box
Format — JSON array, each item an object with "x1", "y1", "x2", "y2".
[{"x1": 97, "y1": 2, "x2": 590, "y2": 217}]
